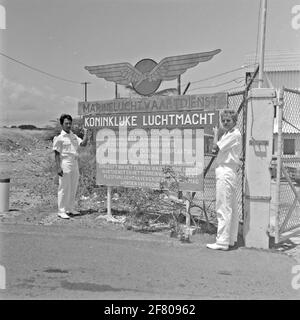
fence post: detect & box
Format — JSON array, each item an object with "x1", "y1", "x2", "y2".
[
  {"x1": 107, "y1": 186, "x2": 112, "y2": 217},
  {"x1": 241, "y1": 90, "x2": 248, "y2": 224},
  {"x1": 243, "y1": 88, "x2": 276, "y2": 249},
  {"x1": 274, "y1": 88, "x2": 284, "y2": 243},
  {"x1": 185, "y1": 200, "x2": 190, "y2": 229}
]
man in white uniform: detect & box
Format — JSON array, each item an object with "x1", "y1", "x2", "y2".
[
  {"x1": 206, "y1": 109, "x2": 242, "y2": 250},
  {"x1": 53, "y1": 114, "x2": 89, "y2": 219}
]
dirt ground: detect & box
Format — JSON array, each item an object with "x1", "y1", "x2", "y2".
[{"x1": 1, "y1": 223, "x2": 300, "y2": 300}]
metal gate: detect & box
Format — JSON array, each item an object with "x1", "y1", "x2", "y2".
[{"x1": 273, "y1": 87, "x2": 300, "y2": 243}]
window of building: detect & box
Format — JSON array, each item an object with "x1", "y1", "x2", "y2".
[{"x1": 283, "y1": 139, "x2": 295, "y2": 155}]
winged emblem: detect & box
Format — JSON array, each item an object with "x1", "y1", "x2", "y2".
[
  {"x1": 85, "y1": 49, "x2": 221, "y2": 95},
  {"x1": 125, "y1": 85, "x2": 178, "y2": 97}
]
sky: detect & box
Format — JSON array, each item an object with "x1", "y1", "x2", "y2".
[{"x1": 0, "y1": 0, "x2": 299, "y2": 127}]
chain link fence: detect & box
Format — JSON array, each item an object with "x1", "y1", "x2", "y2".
[{"x1": 275, "y1": 88, "x2": 300, "y2": 240}]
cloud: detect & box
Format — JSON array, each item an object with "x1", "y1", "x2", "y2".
[
  {"x1": 0, "y1": 74, "x2": 79, "y2": 126},
  {"x1": 60, "y1": 95, "x2": 78, "y2": 105},
  {"x1": 20, "y1": 104, "x2": 38, "y2": 111},
  {"x1": 0, "y1": 74, "x2": 43, "y2": 103}
]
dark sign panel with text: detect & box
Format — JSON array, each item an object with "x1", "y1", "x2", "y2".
[{"x1": 80, "y1": 94, "x2": 225, "y2": 191}]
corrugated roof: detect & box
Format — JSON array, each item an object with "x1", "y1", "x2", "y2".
[
  {"x1": 245, "y1": 52, "x2": 300, "y2": 72},
  {"x1": 248, "y1": 71, "x2": 300, "y2": 90}
]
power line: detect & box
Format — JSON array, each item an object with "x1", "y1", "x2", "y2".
[
  {"x1": 227, "y1": 84, "x2": 247, "y2": 92},
  {"x1": 188, "y1": 77, "x2": 245, "y2": 92},
  {"x1": 0, "y1": 50, "x2": 259, "y2": 90},
  {"x1": 181, "y1": 63, "x2": 257, "y2": 88},
  {"x1": 0, "y1": 51, "x2": 81, "y2": 84}
]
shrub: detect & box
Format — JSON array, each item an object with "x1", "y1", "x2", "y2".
[{"x1": 18, "y1": 124, "x2": 38, "y2": 130}]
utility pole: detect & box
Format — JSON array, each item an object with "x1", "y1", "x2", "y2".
[
  {"x1": 177, "y1": 75, "x2": 181, "y2": 95},
  {"x1": 81, "y1": 82, "x2": 91, "y2": 102},
  {"x1": 258, "y1": 0, "x2": 267, "y2": 88},
  {"x1": 115, "y1": 83, "x2": 118, "y2": 99},
  {"x1": 80, "y1": 82, "x2": 92, "y2": 153},
  {"x1": 106, "y1": 82, "x2": 119, "y2": 218}
]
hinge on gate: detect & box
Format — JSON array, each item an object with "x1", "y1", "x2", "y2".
[
  {"x1": 249, "y1": 139, "x2": 269, "y2": 146},
  {"x1": 272, "y1": 97, "x2": 279, "y2": 106}
]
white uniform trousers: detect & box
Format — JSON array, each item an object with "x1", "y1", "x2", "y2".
[
  {"x1": 215, "y1": 166, "x2": 239, "y2": 246},
  {"x1": 58, "y1": 158, "x2": 79, "y2": 213}
]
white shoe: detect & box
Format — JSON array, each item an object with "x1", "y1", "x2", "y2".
[
  {"x1": 58, "y1": 212, "x2": 70, "y2": 219},
  {"x1": 206, "y1": 243, "x2": 229, "y2": 251}
]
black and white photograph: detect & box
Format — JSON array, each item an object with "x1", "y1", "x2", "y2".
[{"x1": 0, "y1": 0, "x2": 300, "y2": 303}]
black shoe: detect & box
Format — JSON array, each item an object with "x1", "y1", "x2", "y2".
[{"x1": 229, "y1": 242, "x2": 239, "y2": 250}]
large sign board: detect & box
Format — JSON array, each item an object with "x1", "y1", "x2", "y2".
[
  {"x1": 78, "y1": 93, "x2": 226, "y2": 115},
  {"x1": 79, "y1": 93, "x2": 226, "y2": 191}
]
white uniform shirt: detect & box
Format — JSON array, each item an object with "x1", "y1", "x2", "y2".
[
  {"x1": 53, "y1": 130, "x2": 82, "y2": 161},
  {"x1": 216, "y1": 127, "x2": 242, "y2": 168}
]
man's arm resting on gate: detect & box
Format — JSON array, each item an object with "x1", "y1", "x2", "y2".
[
  {"x1": 212, "y1": 126, "x2": 220, "y2": 155},
  {"x1": 217, "y1": 132, "x2": 240, "y2": 153},
  {"x1": 212, "y1": 143, "x2": 219, "y2": 155},
  {"x1": 54, "y1": 150, "x2": 63, "y2": 176}
]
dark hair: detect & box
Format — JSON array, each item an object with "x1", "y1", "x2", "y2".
[{"x1": 59, "y1": 114, "x2": 73, "y2": 125}]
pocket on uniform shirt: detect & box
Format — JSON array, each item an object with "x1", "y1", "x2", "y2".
[
  {"x1": 71, "y1": 138, "x2": 79, "y2": 148},
  {"x1": 62, "y1": 142, "x2": 72, "y2": 151}
]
